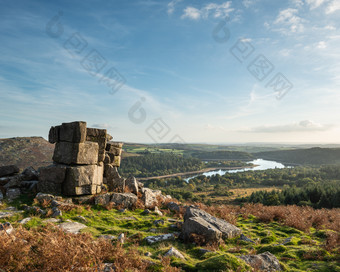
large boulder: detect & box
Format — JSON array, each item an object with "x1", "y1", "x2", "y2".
[
  {"x1": 63, "y1": 165, "x2": 103, "y2": 196},
  {"x1": 180, "y1": 207, "x2": 241, "y2": 243},
  {"x1": 86, "y1": 128, "x2": 107, "y2": 162},
  {"x1": 142, "y1": 188, "x2": 162, "y2": 209},
  {"x1": 38, "y1": 164, "x2": 67, "y2": 195},
  {"x1": 181, "y1": 217, "x2": 222, "y2": 243},
  {"x1": 110, "y1": 193, "x2": 137, "y2": 209},
  {"x1": 125, "y1": 176, "x2": 138, "y2": 195},
  {"x1": 48, "y1": 125, "x2": 60, "y2": 143},
  {"x1": 105, "y1": 165, "x2": 125, "y2": 192},
  {"x1": 59, "y1": 121, "x2": 87, "y2": 143},
  {"x1": 0, "y1": 165, "x2": 19, "y2": 178},
  {"x1": 238, "y1": 252, "x2": 281, "y2": 271},
  {"x1": 53, "y1": 141, "x2": 99, "y2": 165},
  {"x1": 94, "y1": 193, "x2": 111, "y2": 206}
]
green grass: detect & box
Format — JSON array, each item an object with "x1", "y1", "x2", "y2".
[{"x1": 0, "y1": 195, "x2": 339, "y2": 272}]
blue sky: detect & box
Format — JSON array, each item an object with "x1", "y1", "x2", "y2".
[{"x1": 0, "y1": 0, "x2": 339, "y2": 143}]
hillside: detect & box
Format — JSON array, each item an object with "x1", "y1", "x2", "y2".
[
  {"x1": 256, "y1": 147, "x2": 340, "y2": 165},
  {"x1": 0, "y1": 137, "x2": 54, "y2": 170}
]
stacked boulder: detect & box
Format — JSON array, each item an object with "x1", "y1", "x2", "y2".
[
  {"x1": 38, "y1": 121, "x2": 123, "y2": 196},
  {"x1": 104, "y1": 142, "x2": 125, "y2": 192}
]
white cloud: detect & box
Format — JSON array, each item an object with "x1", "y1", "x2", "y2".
[
  {"x1": 326, "y1": 0, "x2": 340, "y2": 13},
  {"x1": 279, "y1": 49, "x2": 292, "y2": 56},
  {"x1": 305, "y1": 0, "x2": 328, "y2": 9},
  {"x1": 240, "y1": 38, "x2": 252, "y2": 42},
  {"x1": 290, "y1": 0, "x2": 304, "y2": 8},
  {"x1": 167, "y1": 0, "x2": 182, "y2": 15},
  {"x1": 91, "y1": 123, "x2": 115, "y2": 129},
  {"x1": 274, "y1": 8, "x2": 305, "y2": 33},
  {"x1": 181, "y1": 1, "x2": 233, "y2": 20},
  {"x1": 242, "y1": 0, "x2": 256, "y2": 8},
  {"x1": 242, "y1": 120, "x2": 333, "y2": 133},
  {"x1": 317, "y1": 41, "x2": 327, "y2": 49},
  {"x1": 182, "y1": 6, "x2": 201, "y2": 20}
]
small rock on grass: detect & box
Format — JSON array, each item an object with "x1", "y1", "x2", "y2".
[
  {"x1": 117, "y1": 233, "x2": 125, "y2": 244},
  {"x1": 58, "y1": 221, "x2": 87, "y2": 234},
  {"x1": 43, "y1": 218, "x2": 61, "y2": 223},
  {"x1": 18, "y1": 217, "x2": 32, "y2": 224},
  {"x1": 164, "y1": 247, "x2": 185, "y2": 259},
  {"x1": 51, "y1": 207, "x2": 62, "y2": 217},
  {"x1": 144, "y1": 233, "x2": 177, "y2": 244},
  {"x1": 153, "y1": 206, "x2": 163, "y2": 216},
  {"x1": 98, "y1": 234, "x2": 116, "y2": 240},
  {"x1": 141, "y1": 209, "x2": 150, "y2": 215}
]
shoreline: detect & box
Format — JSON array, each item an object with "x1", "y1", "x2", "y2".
[{"x1": 137, "y1": 164, "x2": 257, "y2": 181}]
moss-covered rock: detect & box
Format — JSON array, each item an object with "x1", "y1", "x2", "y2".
[
  {"x1": 195, "y1": 253, "x2": 251, "y2": 272},
  {"x1": 257, "y1": 244, "x2": 287, "y2": 254}
]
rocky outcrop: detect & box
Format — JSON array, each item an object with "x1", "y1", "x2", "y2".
[
  {"x1": 38, "y1": 121, "x2": 124, "y2": 196},
  {"x1": 94, "y1": 192, "x2": 137, "y2": 209},
  {"x1": 180, "y1": 207, "x2": 242, "y2": 243},
  {"x1": 238, "y1": 251, "x2": 281, "y2": 271}
]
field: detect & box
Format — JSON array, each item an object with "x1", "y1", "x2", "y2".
[
  {"x1": 194, "y1": 186, "x2": 282, "y2": 204},
  {"x1": 0, "y1": 195, "x2": 339, "y2": 271}
]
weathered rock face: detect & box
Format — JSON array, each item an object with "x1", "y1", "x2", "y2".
[
  {"x1": 104, "y1": 164, "x2": 125, "y2": 192},
  {"x1": 105, "y1": 142, "x2": 123, "y2": 167},
  {"x1": 142, "y1": 188, "x2": 162, "y2": 209},
  {"x1": 180, "y1": 207, "x2": 242, "y2": 243},
  {"x1": 39, "y1": 164, "x2": 67, "y2": 182},
  {"x1": 181, "y1": 217, "x2": 222, "y2": 243},
  {"x1": 238, "y1": 252, "x2": 281, "y2": 271},
  {"x1": 110, "y1": 193, "x2": 137, "y2": 209},
  {"x1": 125, "y1": 176, "x2": 138, "y2": 195},
  {"x1": 63, "y1": 165, "x2": 103, "y2": 196},
  {"x1": 0, "y1": 165, "x2": 20, "y2": 178},
  {"x1": 59, "y1": 121, "x2": 87, "y2": 143},
  {"x1": 53, "y1": 142, "x2": 99, "y2": 165},
  {"x1": 86, "y1": 128, "x2": 107, "y2": 162}
]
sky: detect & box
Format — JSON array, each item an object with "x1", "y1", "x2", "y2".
[{"x1": 0, "y1": 0, "x2": 340, "y2": 144}]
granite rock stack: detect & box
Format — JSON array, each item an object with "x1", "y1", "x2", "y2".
[{"x1": 38, "y1": 121, "x2": 123, "y2": 196}]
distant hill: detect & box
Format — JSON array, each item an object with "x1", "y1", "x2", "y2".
[
  {"x1": 0, "y1": 137, "x2": 54, "y2": 170},
  {"x1": 190, "y1": 150, "x2": 255, "y2": 161},
  {"x1": 256, "y1": 147, "x2": 340, "y2": 165}
]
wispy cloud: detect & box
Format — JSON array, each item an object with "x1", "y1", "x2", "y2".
[
  {"x1": 326, "y1": 0, "x2": 340, "y2": 13},
  {"x1": 305, "y1": 0, "x2": 328, "y2": 9},
  {"x1": 181, "y1": 1, "x2": 233, "y2": 20},
  {"x1": 241, "y1": 120, "x2": 333, "y2": 133},
  {"x1": 167, "y1": 0, "x2": 182, "y2": 15},
  {"x1": 242, "y1": 0, "x2": 257, "y2": 8},
  {"x1": 273, "y1": 8, "x2": 305, "y2": 33},
  {"x1": 91, "y1": 123, "x2": 115, "y2": 129}
]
